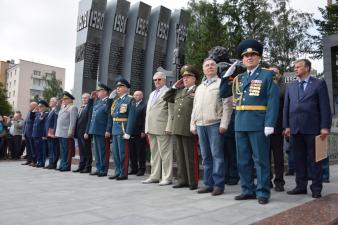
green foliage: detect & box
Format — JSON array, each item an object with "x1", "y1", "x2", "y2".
[
  {"x1": 0, "y1": 82, "x2": 12, "y2": 115},
  {"x1": 310, "y1": 4, "x2": 338, "y2": 59},
  {"x1": 185, "y1": 0, "x2": 316, "y2": 73},
  {"x1": 42, "y1": 71, "x2": 63, "y2": 101}
]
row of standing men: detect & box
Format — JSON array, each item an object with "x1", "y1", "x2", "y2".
[{"x1": 21, "y1": 39, "x2": 332, "y2": 205}]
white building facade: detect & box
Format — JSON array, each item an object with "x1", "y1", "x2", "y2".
[{"x1": 6, "y1": 60, "x2": 65, "y2": 117}]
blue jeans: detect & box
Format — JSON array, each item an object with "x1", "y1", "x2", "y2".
[{"x1": 196, "y1": 123, "x2": 225, "y2": 190}]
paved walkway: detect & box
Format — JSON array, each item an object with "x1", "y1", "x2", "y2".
[{"x1": 0, "y1": 161, "x2": 337, "y2": 225}]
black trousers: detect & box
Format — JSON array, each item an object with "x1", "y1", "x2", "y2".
[
  {"x1": 224, "y1": 136, "x2": 239, "y2": 184},
  {"x1": 269, "y1": 133, "x2": 285, "y2": 186},
  {"x1": 129, "y1": 135, "x2": 146, "y2": 173},
  {"x1": 291, "y1": 134, "x2": 322, "y2": 194},
  {"x1": 77, "y1": 135, "x2": 92, "y2": 170}
]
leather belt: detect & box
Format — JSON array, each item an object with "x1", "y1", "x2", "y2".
[
  {"x1": 113, "y1": 118, "x2": 128, "y2": 122},
  {"x1": 235, "y1": 105, "x2": 267, "y2": 111}
]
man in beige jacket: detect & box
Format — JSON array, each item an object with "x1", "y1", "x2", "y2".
[
  {"x1": 143, "y1": 72, "x2": 173, "y2": 186},
  {"x1": 191, "y1": 58, "x2": 233, "y2": 196}
]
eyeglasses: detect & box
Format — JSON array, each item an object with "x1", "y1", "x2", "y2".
[{"x1": 153, "y1": 78, "x2": 162, "y2": 81}]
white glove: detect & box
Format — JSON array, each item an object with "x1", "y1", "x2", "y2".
[
  {"x1": 123, "y1": 133, "x2": 130, "y2": 140},
  {"x1": 223, "y1": 60, "x2": 239, "y2": 78},
  {"x1": 109, "y1": 89, "x2": 117, "y2": 99},
  {"x1": 264, "y1": 127, "x2": 274, "y2": 136}
]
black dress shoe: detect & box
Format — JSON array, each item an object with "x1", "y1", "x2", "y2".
[
  {"x1": 189, "y1": 184, "x2": 198, "y2": 190},
  {"x1": 172, "y1": 184, "x2": 189, "y2": 188},
  {"x1": 226, "y1": 180, "x2": 239, "y2": 186},
  {"x1": 36, "y1": 164, "x2": 44, "y2": 168},
  {"x1": 98, "y1": 173, "x2": 107, "y2": 177},
  {"x1": 234, "y1": 194, "x2": 256, "y2": 200},
  {"x1": 116, "y1": 176, "x2": 128, "y2": 180},
  {"x1": 274, "y1": 185, "x2": 285, "y2": 192},
  {"x1": 136, "y1": 171, "x2": 145, "y2": 176},
  {"x1": 21, "y1": 161, "x2": 31, "y2": 165},
  {"x1": 258, "y1": 197, "x2": 269, "y2": 204},
  {"x1": 90, "y1": 171, "x2": 99, "y2": 176},
  {"x1": 80, "y1": 169, "x2": 91, "y2": 173},
  {"x1": 285, "y1": 170, "x2": 294, "y2": 176},
  {"x1": 312, "y1": 193, "x2": 322, "y2": 198},
  {"x1": 72, "y1": 168, "x2": 82, "y2": 173},
  {"x1": 197, "y1": 187, "x2": 213, "y2": 194},
  {"x1": 323, "y1": 179, "x2": 330, "y2": 183},
  {"x1": 287, "y1": 188, "x2": 307, "y2": 195},
  {"x1": 43, "y1": 166, "x2": 49, "y2": 169},
  {"x1": 109, "y1": 175, "x2": 118, "y2": 180},
  {"x1": 211, "y1": 187, "x2": 224, "y2": 196},
  {"x1": 128, "y1": 171, "x2": 137, "y2": 175}
]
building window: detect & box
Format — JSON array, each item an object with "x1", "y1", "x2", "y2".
[
  {"x1": 33, "y1": 70, "x2": 41, "y2": 76},
  {"x1": 9, "y1": 82, "x2": 11, "y2": 88},
  {"x1": 14, "y1": 80, "x2": 16, "y2": 86},
  {"x1": 8, "y1": 92, "x2": 11, "y2": 98},
  {"x1": 15, "y1": 70, "x2": 17, "y2": 75},
  {"x1": 13, "y1": 91, "x2": 15, "y2": 96}
]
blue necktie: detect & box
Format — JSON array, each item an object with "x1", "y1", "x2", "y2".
[{"x1": 299, "y1": 81, "x2": 305, "y2": 98}]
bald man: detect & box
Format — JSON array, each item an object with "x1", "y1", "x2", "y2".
[{"x1": 129, "y1": 91, "x2": 147, "y2": 176}]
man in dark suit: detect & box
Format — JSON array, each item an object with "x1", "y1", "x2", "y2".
[
  {"x1": 21, "y1": 102, "x2": 38, "y2": 165},
  {"x1": 86, "y1": 84, "x2": 112, "y2": 177},
  {"x1": 284, "y1": 58, "x2": 331, "y2": 198},
  {"x1": 73, "y1": 93, "x2": 93, "y2": 173},
  {"x1": 129, "y1": 90, "x2": 147, "y2": 176},
  {"x1": 44, "y1": 97, "x2": 59, "y2": 169}
]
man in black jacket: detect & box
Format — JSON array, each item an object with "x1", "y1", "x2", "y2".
[
  {"x1": 129, "y1": 91, "x2": 147, "y2": 176},
  {"x1": 73, "y1": 93, "x2": 93, "y2": 173}
]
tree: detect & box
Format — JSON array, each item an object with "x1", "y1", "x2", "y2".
[
  {"x1": 267, "y1": 0, "x2": 314, "y2": 71},
  {"x1": 0, "y1": 82, "x2": 12, "y2": 115},
  {"x1": 311, "y1": 4, "x2": 338, "y2": 59},
  {"x1": 42, "y1": 71, "x2": 63, "y2": 101},
  {"x1": 185, "y1": 0, "x2": 227, "y2": 72}
]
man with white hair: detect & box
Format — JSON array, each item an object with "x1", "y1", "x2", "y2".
[{"x1": 143, "y1": 72, "x2": 173, "y2": 186}]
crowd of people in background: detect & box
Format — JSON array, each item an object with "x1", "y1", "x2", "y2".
[{"x1": 0, "y1": 39, "x2": 332, "y2": 205}]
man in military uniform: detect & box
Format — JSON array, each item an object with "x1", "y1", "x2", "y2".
[
  {"x1": 163, "y1": 65, "x2": 200, "y2": 190},
  {"x1": 107, "y1": 78, "x2": 136, "y2": 180},
  {"x1": 86, "y1": 84, "x2": 112, "y2": 177},
  {"x1": 55, "y1": 92, "x2": 78, "y2": 172},
  {"x1": 32, "y1": 100, "x2": 50, "y2": 168},
  {"x1": 226, "y1": 39, "x2": 279, "y2": 204}
]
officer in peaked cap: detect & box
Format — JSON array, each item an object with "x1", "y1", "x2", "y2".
[
  {"x1": 97, "y1": 83, "x2": 112, "y2": 93},
  {"x1": 32, "y1": 99, "x2": 49, "y2": 168},
  {"x1": 236, "y1": 39, "x2": 263, "y2": 59},
  {"x1": 162, "y1": 64, "x2": 200, "y2": 190},
  {"x1": 38, "y1": 99, "x2": 49, "y2": 108},
  {"x1": 107, "y1": 77, "x2": 135, "y2": 180},
  {"x1": 229, "y1": 39, "x2": 279, "y2": 204},
  {"x1": 62, "y1": 91, "x2": 75, "y2": 100},
  {"x1": 180, "y1": 64, "x2": 199, "y2": 79},
  {"x1": 115, "y1": 78, "x2": 131, "y2": 89}
]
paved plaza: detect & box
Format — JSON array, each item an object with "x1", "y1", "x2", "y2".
[{"x1": 0, "y1": 161, "x2": 337, "y2": 225}]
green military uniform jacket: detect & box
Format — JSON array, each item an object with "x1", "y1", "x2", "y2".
[{"x1": 162, "y1": 86, "x2": 195, "y2": 136}]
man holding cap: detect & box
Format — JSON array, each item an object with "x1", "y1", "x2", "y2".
[
  {"x1": 55, "y1": 91, "x2": 78, "y2": 172},
  {"x1": 163, "y1": 65, "x2": 200, "y2": 190},
  {"x1": 107, "y1": 78, "x2": 136, "y2": 180},
  {"x1": 32, "y1": 100, "x2": 49, "y2": 167},
  {"x1": 229, "y1": 39, "x2": 279, "y2": 204},
  {"x1": 86, "y1": 84, "x2": 112, "y2": 177}
]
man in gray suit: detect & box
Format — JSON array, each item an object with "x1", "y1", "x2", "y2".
[
  {"x1": 55, "y1": 91, "x2": 78, "y2": 171},
  {"x1": 142, "y1": 72, "x2": 173, "y2": 186}
]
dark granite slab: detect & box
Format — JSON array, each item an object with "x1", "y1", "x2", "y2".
[{"x1": 251, "y1": 194, "x2": 338, "y2": 225}]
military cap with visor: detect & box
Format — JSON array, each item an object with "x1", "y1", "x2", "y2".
[
  {"x1": 115, "y1": 78, "x2": 131, "y2": 89},
  {"x1": 180, "y1": 64, "x2": 199, "y2": 79},
  {"x1": 237, "y1": 39, "x2": 263, "y2": 58},
  {"x1": 62, "y1": 91, "x2": 75, "y2": 100},
  {"x1": 38, "y1": 99, "x2": 49, "y2": 108},
  {"x1": 97, "y1": 83, "x2": 112, "y2": 92}
]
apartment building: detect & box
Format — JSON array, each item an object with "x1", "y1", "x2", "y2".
[{"x1": 6, "y1": 59, "x2": 65, "y2": 117}]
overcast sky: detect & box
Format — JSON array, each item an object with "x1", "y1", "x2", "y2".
[{"x1": 0, "y1": 0, "x2": 327, "y2": 91}]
